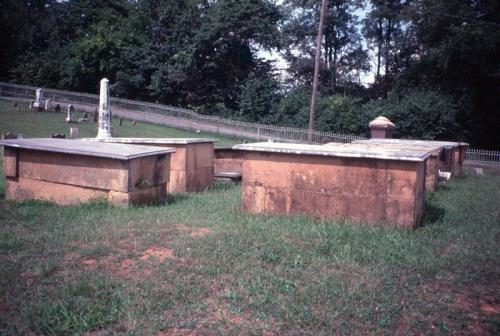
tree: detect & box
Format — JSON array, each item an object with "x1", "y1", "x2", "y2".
[
  {"x1": 282, "y1": 0, "x2": 369, "y2": 92},
  {"x1": 397, "y1": 0, "x2": 500, "y2": 147},
  {"x1": 362, "y1": 88, "x2": 460, "y2": 140},
  {"x1": 10, "y1": 0, "x2": 138, "y2": 93},
  {"x1": 187, "y1": 0, "x2": 281, "y2": 113},
  {"x1": 239, "y1": 73, "x2": 280, "y2": 122},
  {"x1": 363, "y1": 0, "x2": 405, "y2": 85}
]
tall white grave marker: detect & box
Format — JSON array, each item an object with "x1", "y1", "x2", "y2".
[
  {"x1": 33, "y1": 88, "x2": 44, "y2": 110},
  {"x1": 97, "y1": 78, "x2": 112, "y2": 138},
  {"x1": 66, "y1": 105, "x2": 75, "y2": 122}
]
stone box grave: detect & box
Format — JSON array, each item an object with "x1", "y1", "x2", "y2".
[
  {"x1": 84, "y1": 138, "x2": 217, "y2": 192},
  {"x1": 352, "y1": 139, "x2": 469, "y2": 178},
  {"x1": 214, "y1": 147, "x2": 245, "y2": 177},
  {"x1": 0, "y1": 138, "x2": 175, "y2": 206},
  {"x1": 233, "y1": 142, "x2": 433, "y2": 229},
  {"x1": 326, "y1": 142, "x2": 442, "y2": 192}
]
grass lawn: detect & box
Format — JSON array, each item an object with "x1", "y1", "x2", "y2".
[{"x1": 0, "y1": 99, "x2": 499, "y2": 334}]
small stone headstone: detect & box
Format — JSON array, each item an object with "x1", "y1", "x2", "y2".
[
  {"x1": 70, "y1": 127, "x2": 79, "y2": 139},
  {"x1": 33, "y1": 88, "x2": 44, "y2": 111},
  {"x1": 119, "y1": 117, "x2": 123, "y2": 126},
  {"x1": 45, "y1": 99, "x2": 52, "y2": 111},
  {"x1": 51, "y1": 134, "x2": 66, "y2": 139},
  {"x1": 66, "y1": 105, "x2": 76, "y2": 123},
  {"x1": 3, "y1": 132, "x2": 23, "y2": 139},
  {"x1": 54, "y1": 104, "x2": 61, "y2": 113}
]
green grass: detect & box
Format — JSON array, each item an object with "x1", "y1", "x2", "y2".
[
  {"x1": 0, "y1": 99, "x2": 244, "y2": 147},
  {"x1": 0, "y1": 100, "x2": 499, "y2": 334}
]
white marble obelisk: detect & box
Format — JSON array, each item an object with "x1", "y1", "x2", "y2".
[
  {"x1": 33, "y1": 88, "x2": 44, "y2": 109},
  {"x1": 97, "y1": 78, "x2": 112, "y2": 138}
]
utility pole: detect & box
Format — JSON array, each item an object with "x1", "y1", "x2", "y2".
[{"x1": 308, "y1": 0, "x2": 327, "y2": 142}]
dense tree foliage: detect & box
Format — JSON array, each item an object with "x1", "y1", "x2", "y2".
[
  {"x1": 282, "y1": 0, "x2": 369, "y2": 91},
  {"x1": 1, "y1": 0, "x2": 499, "y2": 147}
]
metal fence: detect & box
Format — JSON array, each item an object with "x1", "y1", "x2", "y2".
[
  {"x1": 1, "y1": 81, "x2": 499, "y2": 163},
  {"x1": 0, "y1": 81, "x2": 366, "y2": 144},
  {"x1": 465, "y1": 148, "x2": 500, "y2": 164}
]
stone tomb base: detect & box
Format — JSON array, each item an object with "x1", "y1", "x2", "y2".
[
  {"x1": 332, "y1": 142, "x2": 441, "y2": 192},
  {"x1": 84, "y1": 138, "x2": 216, "y2": 193},
  {"x1": 353, "y1": 139, "x2": 468, "y2": 178},
  {"x1": 1, "y1": 139, "x2": 175, "y2": 206},
  {"x1": 239, "y1": 149, "x2": 427, "y2": 229},
  {"x1": 214, "y1": 148, "x2": 244, "y2": 175},
  {"x1": 168, "y1": 142, "x2": 214, "y2": 192}
]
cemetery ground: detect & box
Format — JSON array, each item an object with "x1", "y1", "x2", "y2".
[{"x1": 0, "y1": 101, "x2": 499, "y2": 335}]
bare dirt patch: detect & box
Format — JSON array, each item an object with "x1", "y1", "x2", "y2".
[
  {"x1": 420, "y1": 276, "x2": 500, "y2": 335},
  {"x1": 159, "y1": 274, "x2": 277, "y2": 334},
  {"x1": 480, "y1": 302, "x2": 500, "y2": 315},
  {"x1": 190, "y1": 228, "x2": 213, "y2": 238},
  {"x1": 140, "y1": 247, "x2": 175, "y2": 262},
  {"x1": 173, "y1": 224, "x2": 214, "y2": 238},
  {"x1": 63, "y1": 241, "x2": 179, "y2": 279},
  {"x1": 81, "y1": 258, "x2": 97, "y2": 266}
]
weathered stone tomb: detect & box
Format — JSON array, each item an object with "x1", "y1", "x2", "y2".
[
  {"x1": 326, "y1": 142, "x2": 442, "y2": 192},
  {"x1": 0, "y1": 138, "x2": 175, "y2": 206},
  {"x1": 352, "y1": 139, "x2": 468, "y2": 178},
  {"x1": 233, "y1": 142, "x2": 433, "y2": 229},
  {"x1": 84, "y1": 138, "x2": 216, "y2": 193}
]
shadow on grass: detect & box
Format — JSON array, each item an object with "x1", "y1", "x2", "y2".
[
  {"x1": 206, "y1": 180, "x2": 237, "y2": 192},
  {"x1": 435, "y1": 183, "x2": 452, "y2": 193},
  {"x1": 161, "y1": 192, "x2": 191, "y2": 205},
  {"x1": 435, "y1": 174, "x2": 471, "y2": 193},
  {"x1": 420, "y1": 196, "x2": 446, "y2": 227}
]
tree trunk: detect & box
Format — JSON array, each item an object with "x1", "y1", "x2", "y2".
[
  {"x1": 385, "y1": 19, "x2": 393, "y2": 79},
  {"x1": 376, "y1": 19, "x2": 383, "y2": 81},
  {"x1": 308, "y1": 0, "x2": 327, "y2": 141}
]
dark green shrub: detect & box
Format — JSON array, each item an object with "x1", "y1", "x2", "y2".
[{"x1": 362, "y1": 88, "x2": 460, "y2": 140}]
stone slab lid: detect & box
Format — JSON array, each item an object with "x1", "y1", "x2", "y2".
[
  {"x1": 0, "y1": 138, "x2": 176, "y2": 160},
  {"x1": 335, "y1": 141, "x2": 442, "y2": 156},
  {"x1": 233, "y1": 142, "x2": 432, "y2": 162},
  {"x1": 82, "y1": 137, "x2": 218, "y2": 144},
  {"x1": 369, "y1": 116, "x2": 396, "y2": 129},
  {"x1": 352, "y1": 139, "x2": 469, "y2": 149}
]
